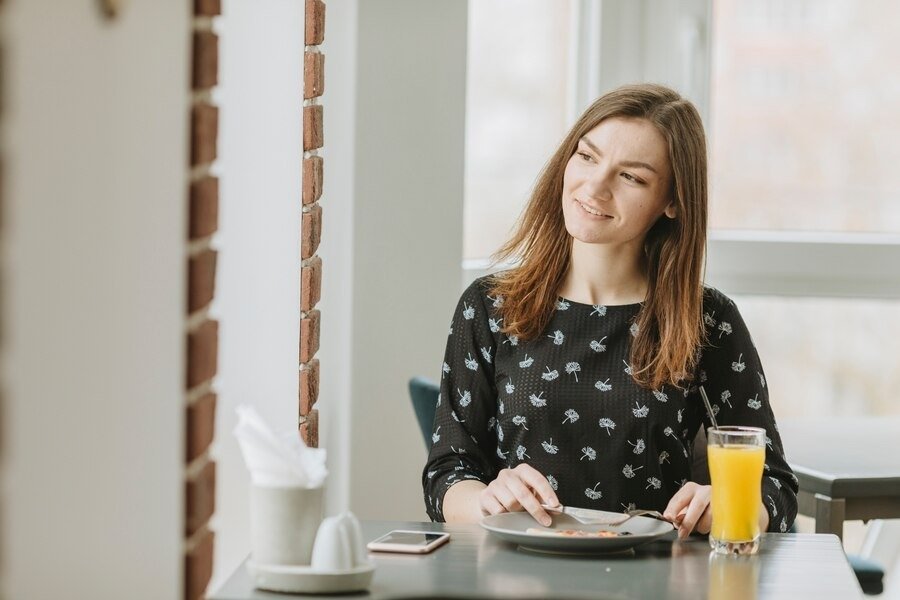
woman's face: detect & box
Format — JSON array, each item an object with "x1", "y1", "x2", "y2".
[{"x1": 561, "y1": 117, "x2": 675, "y2": 247}]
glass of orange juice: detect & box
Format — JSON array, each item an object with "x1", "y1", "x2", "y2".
[{"x1": 707, "y1": 426, "x2": 766, "y2": 555}]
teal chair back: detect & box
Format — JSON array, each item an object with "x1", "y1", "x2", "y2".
[{"x1": 409, "y1": 376, "x2": 440, "y2": 451}]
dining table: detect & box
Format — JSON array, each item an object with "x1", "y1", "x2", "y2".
[
  {"x1": 210, "y1": 519, "x2": 863, "y2": 599},
  {"x1": 779, "y1": 416, "x2": 900, "y2": 539}
]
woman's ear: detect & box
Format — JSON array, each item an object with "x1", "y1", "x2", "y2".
[{"x1": 664, "y1": 202, "x2": 677, "y2": 219}]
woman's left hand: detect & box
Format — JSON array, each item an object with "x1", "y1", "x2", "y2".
[{"x1": 663, "y1": 482, "x2": 712, "y2": 540}]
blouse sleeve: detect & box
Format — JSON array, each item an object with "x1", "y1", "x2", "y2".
[
  {"x1": 422, "y1": 280, "x2": 500, "y2": 521},
  {"x1": 699, "y1": 292, "x2": 799, "y2": 533}
]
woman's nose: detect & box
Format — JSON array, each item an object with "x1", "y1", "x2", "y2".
[{"x1": 582, "y1": 166, "x2": 614, "y2": 201}]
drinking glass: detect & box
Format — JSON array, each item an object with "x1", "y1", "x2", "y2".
[{"x1": 707, "y1": 426, "x2": 766, "y2": 555}]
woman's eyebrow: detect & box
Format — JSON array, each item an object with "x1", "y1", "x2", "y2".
[{"x1": 579, "y1": 136, "x2": 660, "y2": 175}]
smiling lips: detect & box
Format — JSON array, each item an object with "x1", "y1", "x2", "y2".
[{"x1": 575, "y1": 199, "x2": 613, "y2": 219}]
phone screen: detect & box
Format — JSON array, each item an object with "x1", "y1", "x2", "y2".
[{"x1": 374, "y1": 531, "x2": 446, "y2": 546}]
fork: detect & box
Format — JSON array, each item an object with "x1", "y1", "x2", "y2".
[{"x1": 540, "y1": 503, "x2": 671, "y2": 527}]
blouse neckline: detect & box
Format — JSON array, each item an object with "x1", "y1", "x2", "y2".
[{"x1": 557, "y1": 296, "x2": 643, "y2": 311}]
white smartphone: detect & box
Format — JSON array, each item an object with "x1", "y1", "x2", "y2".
[{"x1": 366, "y1": 530, "x2": 451, "y2": 554}]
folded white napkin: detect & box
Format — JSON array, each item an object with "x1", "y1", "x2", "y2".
[{"x1": 234, "y1": 404, "x2": 327, "y2": 488}]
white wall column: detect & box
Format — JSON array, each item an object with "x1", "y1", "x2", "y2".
[
  {"x1": 2, "y1": 1, "x2": 188, "y2": 597},
  {"x1": 347, "y1": 0, "x2": 468, "y2": 521}
]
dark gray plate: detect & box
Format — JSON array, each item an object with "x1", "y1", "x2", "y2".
[{"x1": 480, "y1": 511, "x2": 675, "y2": 554}]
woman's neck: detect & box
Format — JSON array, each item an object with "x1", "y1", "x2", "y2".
[{"x1": 557, "y1": 238, "x2": 648, "y2": 306}]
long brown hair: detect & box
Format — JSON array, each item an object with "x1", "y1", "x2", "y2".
[{"x1": 488, "y1": 83, "x2": 707, "y2": 390}]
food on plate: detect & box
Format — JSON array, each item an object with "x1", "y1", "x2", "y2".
[{"x1": 525, "y1": 528, "x2": 631, "y2": 537}]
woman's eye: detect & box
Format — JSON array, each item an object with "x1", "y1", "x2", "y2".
[
  {"x1": 577, "y1": 151, "x2": 592, "y2": 161},
  {"x1": 621, "y1": 172, "x2": 643, "y2": 184}
]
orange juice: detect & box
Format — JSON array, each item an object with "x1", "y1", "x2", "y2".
[{"x1": 708, "y1": 444, "x2": 765, "y2": 542}]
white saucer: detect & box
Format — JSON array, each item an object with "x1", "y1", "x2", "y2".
[{"x1": 247, "y1": 560, "x2": 375, "y2": 594}]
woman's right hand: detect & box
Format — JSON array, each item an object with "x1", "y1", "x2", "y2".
[{"x1": 479, "y1": 464, "x2": 560, "y2": 527}]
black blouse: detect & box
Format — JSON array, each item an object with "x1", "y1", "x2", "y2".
[{"x1": 423, "y1": 275, "x2": 798, "y2": 532}]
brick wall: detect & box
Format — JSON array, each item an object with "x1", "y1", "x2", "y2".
[
  {"x1": 185, "y1": 0, "x2": 220, "y2": 599},
  {"x1": 300, "y1": 0, "x2": 325, "y2": 448}
]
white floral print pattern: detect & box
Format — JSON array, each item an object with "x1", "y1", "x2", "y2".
[{"x1": 590, "y1": 337, "x2": 608, "y2": 352}]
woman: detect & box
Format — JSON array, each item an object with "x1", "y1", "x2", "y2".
[{"x1": 423, "y1": 83, "x2": 798, "y2": 539}]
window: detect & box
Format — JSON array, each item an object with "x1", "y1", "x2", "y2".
[
  {"x1": 706, "y1": 0, "x2": 900, "y2": 417},
  {"x1": 463, "y1": 0, "x2": 575, "y2": 261},
  {"x1": 462, "y1": 0, "x2": 900, "y2": 417},
  {"x1": 709, "y1": 0, "x2": 900, "y2": 234}
]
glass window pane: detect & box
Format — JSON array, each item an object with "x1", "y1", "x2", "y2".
[
  {"x1": 463, "y1": 0, "x2": 573, "y2": 260},
  {"x1": 709, "y1": 0, "x2": 900, "y2": 233},
  {"x1": 733, "y1": 294, "x2": 900, "y2": 417}
]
